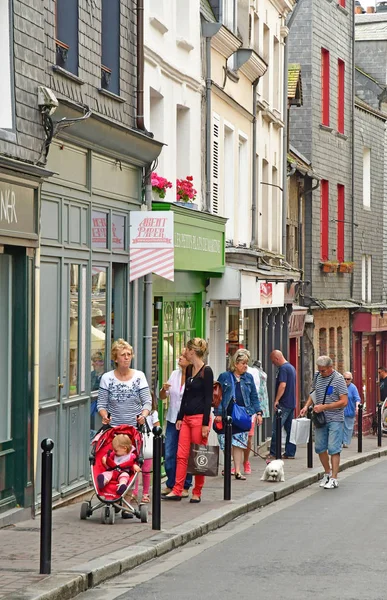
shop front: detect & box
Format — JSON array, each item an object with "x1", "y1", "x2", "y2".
[
  {"x1": 0, "y1": 172, "x2": 40, "y2": 514},
  {"x1": 352, "y1": 311, "x2": 387, "y2": 430},
  {"x1": 152, "y1": 202, "x2": 226, "y2": 418}
]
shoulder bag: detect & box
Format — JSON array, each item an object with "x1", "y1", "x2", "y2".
[
  {"x1": 230, "y1": 373, "x2": 252, "y2": 432},
  {"x1": 312, "y1": 374, "x2": 334, "y2": 429}
]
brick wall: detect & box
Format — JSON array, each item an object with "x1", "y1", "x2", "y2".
[
  {"x1": 312, "y1": 308, "x2": 350, "y2": 373},
  {"x1": 1, "y1": 0, "x2": 137, "y2": 165}
]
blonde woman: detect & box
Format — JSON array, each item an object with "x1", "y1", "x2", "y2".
[
  {"x1": 97, "y1": 339, "x2": 152, "y2": 428},
  {"x1": 163, "y1": 338, "x2": 213, "y2": 503},
  {"x1": 214, "y1": 349, "x2": 263, "y2": 480}
]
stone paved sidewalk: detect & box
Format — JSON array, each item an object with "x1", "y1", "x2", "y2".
[{"x1": 1, "y1": 436, "x2": 385, "y2": 599}]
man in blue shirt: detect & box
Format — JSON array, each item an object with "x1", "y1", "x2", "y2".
[
  {"x1": 267, "y1": 350, "x2": 297, "y2": 460},
  {"x1": 343, "y1": 371, "x2": 361, "y2": 448}
]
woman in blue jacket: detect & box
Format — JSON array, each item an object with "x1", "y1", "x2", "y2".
[{"x1": 214, "y1": 349, "x2": 263, "y2": 480}]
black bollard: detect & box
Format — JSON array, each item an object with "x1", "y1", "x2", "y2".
[
  {"x1": 40, "y1": 438, "x2": 54, "y2": 575},
  {"x1": 307, "y1": 406, "x2": 313, "y2": 468},
  {"x1": 275, "y1": 408, "x2": 282, "y2": 460},
  {"x1": 378, "y1": 402, "x2": 382, "y2": 448},
  {"x1": 224, "y1": 416, "x2": 233, "y2": 501},
  {"x1": 357, "y1": 403, "x2": 363, "y2": 453},
  {"x1": 152, "y1": 426, "x2": 163, "y2": 530}
]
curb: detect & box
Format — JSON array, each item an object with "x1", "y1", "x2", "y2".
[{"x1": 4, "y1": 447, "x2": 387, "y2": 600}]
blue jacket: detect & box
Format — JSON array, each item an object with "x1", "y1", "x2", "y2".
[{"x1": 214, "y1": 371, "x2": 261, "y2": 417}]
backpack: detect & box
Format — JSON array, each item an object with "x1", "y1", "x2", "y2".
[{"x1": 186, "y1": 365, "x2": 222, "y2": 409}]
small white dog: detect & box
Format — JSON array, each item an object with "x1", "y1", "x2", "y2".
[{"x1": 261, "y1": 459, "x2": 285, "y2": 482}]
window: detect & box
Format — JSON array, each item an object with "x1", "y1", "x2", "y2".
[
  {"x1": 273, "y1": 37, "x2": 280, "y2": 110},
  {"x1": 224, "y1": 123, "x2": 235, "y2": 242},
  {"x1": 320, "y1": 180, "x2": 329, "y2": 260},
  {"x1": 337, "y1": 59, "x2": 345, "y2": 134},
  {"x1": 55, "y1": 0, "x2": 79, "y2": 75},
  {"x1": 262, "y1": 24, "x2": 270, "y2": 103},
  {"x1": 261, "y1": 159, "x2": 269, "y2": 249},
  {"x1": 363, "y1": 147, "x2": 371, "y2": 208},
  {"x1": 212, "y1": 114, "x2": 220, "y2": 214},
  {"x1": 238, "y1": 134, "x2": 249, "y2": 245},
  {"x1": 321, "y1": 48, "x2": 330, "y2": 126},
  {"x1": 0, "y1": 0, "x2": 13, "y2": 130},
  {"x1": 149, "y1": 88, "x2": 164, "y2": 142},
  {"x1": 337, "y1": 184, "x2": 345, "y2": 262},
  {"x1": 272, "y1": 167, "x2": 279, "y2": 252},
  {"x1": 101, "y1": 0, "x2": 120, "y2": 94},
  {"x1": 223, "y1": 0, "x2": 236, "y2": 32},
  {"x1": 362, "y1": 255, "x2": 372, "y2": 303},
  {"x1": 176, "y1": 106, "x2": 190, "y2": 178}
]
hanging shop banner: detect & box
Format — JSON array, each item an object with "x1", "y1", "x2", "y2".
[{"x1": 129, "y1": 211, "x2": 174, "y2": 282}]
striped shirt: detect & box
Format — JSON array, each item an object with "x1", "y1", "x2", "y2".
[
  {"x1": 97, "y1": 370, "x2": 152, "y2": 427},
  {"x1": 313, "y1": 370, "x2": 348, "y2": 423}
]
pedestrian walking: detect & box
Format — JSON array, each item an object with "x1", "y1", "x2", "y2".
[
  {"x1": 267, "y1": 350, "x2": 297, "y2": 461},
  {"x1": 378, "y1": 366, "x2": 387, "y2": 403},
  {"x1": 300, "y1": 356, "x2": 348, "y2": 489},
  {"x1": 342, "y1": 372, "x2": 360, "y2": 448},
  {"x1": 159, "y1": 351, "x2": 193, "y2": 497},
  {"x1": 162, "y1": 338, "x2": 213, "y2": 503},
  {"x1": 215, "y1": 349, "x2": 263, "y2": 480}
]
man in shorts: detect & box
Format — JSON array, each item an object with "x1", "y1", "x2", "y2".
[{"x1": 300, "y1": 355, "x2": 348, "y2": 489}]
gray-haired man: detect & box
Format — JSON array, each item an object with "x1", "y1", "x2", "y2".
[{"x1": 300, "y1": 356, "x2": 348, "y2": 489}]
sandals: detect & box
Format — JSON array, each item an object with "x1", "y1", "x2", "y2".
[
  {"x1": 141, "y1": 494, "x2": 150, "y2": 503},
  {"x1": 235, "y1": 472, "x2": 246, "y2": 480}
]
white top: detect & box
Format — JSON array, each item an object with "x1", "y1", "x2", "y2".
[
  {"x1": 165, "y1": 369, "x2": 186, "y2": 423},
  {"x1": 97, "y1": 369, "x2": 152, "y2": 427},
  {"x1": 247, "y1": 366, "x2": 260, "y2": 392}
]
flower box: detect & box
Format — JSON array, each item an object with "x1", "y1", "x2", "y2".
[
  {"x1": 320, "y1": 261, "x2": 339, "y2": 273},
  {"x1": 338, "y1": 262, "x2": 354, "y2": 273},
  {"x1": 173, "y1": 201, "x2": 198, "y2": 210}
]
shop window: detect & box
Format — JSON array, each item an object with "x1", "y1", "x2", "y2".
[
  {"x1": 91, "y1": 265, "x2": 107, "y2": 392},
  {"x1": 92, "y1": 210, "x2": 108, "y2": 249},
  {"x1": 55, "y1": 0, "x2": 79, "y2": 75},
  {"x1": 112, "y1": 214, "x2": 126, "y2": 251},
  {"x1": 329, "y1": 327, "x2": 336, "y2": 363},
  {"x1": 337, "y1": 326, "x2": 344, "y2": 373},
  {"x1": 162, "y1": 300, "x2": 197, "y2": 382},
  {"x1": 0, "y1": 0, "x2": 13, "y2": 131},
  {"x1": 319, "y1": 327, "x2": 327, "y2": 356},
  {"x1": 101, "y1": 0, "x2": 120, "y2": 95},
  {"x1": 69, "y1": 264, "x2": 80, "y2": 397},
  {"x1": 0, "y1": 254, "x2": 12, "y2": 442}
]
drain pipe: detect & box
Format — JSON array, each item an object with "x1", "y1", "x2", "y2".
[
  {"x1": 136, "y1": 0, "x2": 145, "y2": 131},
  {"x1": 350, "y1": 5, "x2": 355, "y2": 300},
  {"x1": 203, "y1": 22, "x2": 222, "y2": 213},
  {"x1": 251, "y1": 77, "x2": 260, "y2": 247}
]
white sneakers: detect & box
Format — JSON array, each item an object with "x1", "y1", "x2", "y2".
[
  {"x1": 324, "y1": 477, "x2": 338, "y2": 489},
  {"x1": 319, "y1": 473, "x2": 331, "y2": 487}
]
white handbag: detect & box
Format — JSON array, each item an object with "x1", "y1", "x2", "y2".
[
  {"x1": 289, "y1": 417, "x2": 310, "y2": 445},
  {"x1": 142, "y1": 422, "x2": 154, "y2": 460}
]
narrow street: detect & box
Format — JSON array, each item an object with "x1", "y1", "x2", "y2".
[{"x1": 76, "y1": 458, "x2": 387, "y2": 600}]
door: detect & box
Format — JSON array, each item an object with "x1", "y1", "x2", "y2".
[{"x1": 38, "y1": 258, "x2": 89, "y2": 500}]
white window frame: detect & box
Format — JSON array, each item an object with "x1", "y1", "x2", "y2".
[
  {"x1": 237, "y1": 131, "x2": 249, "y2": 246},
  {"x1": 363, "y1": 147, "x2": 371, "y2": 209},
  {"x1": 212, "y1": 113, "x2": 221, "y2": 215}
]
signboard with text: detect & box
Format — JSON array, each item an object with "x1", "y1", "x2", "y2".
[
  {"x1": 129, "y1": 210, "x2": 174, "y2": 282},
  {"x1": 0, "y1": 181, "x2": 37, "y2": 241}
]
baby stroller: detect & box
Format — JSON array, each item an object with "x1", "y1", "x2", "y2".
[{"x1": 80, "y1": 424, "x2": 148, "y2": 524}]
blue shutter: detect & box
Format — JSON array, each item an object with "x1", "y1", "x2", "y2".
[
  {"x1": 56, "y1": 0, "x2": 79, "y2": 75},
  {"x1": 101, "y1": 0, "x2": 120, "y2": 95}
]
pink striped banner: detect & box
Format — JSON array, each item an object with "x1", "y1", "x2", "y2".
[{"x1": 129, "y1": 248, "x2": 174, "y2": 282}]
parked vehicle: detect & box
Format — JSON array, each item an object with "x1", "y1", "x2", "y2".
[{"x1": 376, "y1": 1, "x2": 387, "y2": 12}]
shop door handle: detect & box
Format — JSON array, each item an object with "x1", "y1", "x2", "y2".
[{"x1": 58, "y1": 378, "x2": 64, "y2": 389}]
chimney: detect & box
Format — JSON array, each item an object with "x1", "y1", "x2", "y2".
[{"x1": 366, "y1": 6, "x2": 376, "y2": 12}]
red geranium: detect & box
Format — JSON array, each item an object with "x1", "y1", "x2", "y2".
[
  {"x1": 151, "y1": 172, "x2": 172, "y2": 199},
  {"x1": 176, "y1": 176, "x2": 197, "y2": 202}
]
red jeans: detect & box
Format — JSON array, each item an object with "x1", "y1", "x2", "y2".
[{"x1": 173, "y1": 414, "x2": 209, "y2": 497}]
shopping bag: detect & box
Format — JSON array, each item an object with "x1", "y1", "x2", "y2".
[
  {"x1": 289, "y1": 417, "x2": 310, "y2": 445},
  {"x1": 142, "y1": 422, "x2": 153, "y2": 459},
  {"x1": 187, "y1": 443, "x2": 219, "y2": 477}
]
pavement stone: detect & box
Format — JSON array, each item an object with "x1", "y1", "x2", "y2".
[{"x1": 1, "y1": 436, "x2": 386, "y2": 600}]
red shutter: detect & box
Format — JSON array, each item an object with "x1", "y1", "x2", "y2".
[
  {"x1": 338, "y1": 59, "x2": 345, "y2": 134},
  {"x1": 320, "y1": 180, "x2": 329, "y2": 261},
  {"x1": 337, "y1": 184, "x2": 345, "y2": 262},
  {"x1": 339, "y1": 0, "x2": 345, "y2": 6},
  {"x1": 321, "y1": 49, "x2": 330, "y2": 127}
]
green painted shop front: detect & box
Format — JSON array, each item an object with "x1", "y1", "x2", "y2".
[{"x1": 152, "y1": 203, "x2": 226, "y2": 423}]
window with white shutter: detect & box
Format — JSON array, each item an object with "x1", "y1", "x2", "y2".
[{"x1": 212, "y1": 114, "x2": 220, "y2": 215}]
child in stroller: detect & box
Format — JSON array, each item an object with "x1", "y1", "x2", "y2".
[{"x1": 80, "y1": 424, "x2": 148, "y2": 524}]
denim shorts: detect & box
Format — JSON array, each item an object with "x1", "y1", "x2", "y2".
[{"x1": 314, "y1": 421, "x2": 344, "y2": 455}]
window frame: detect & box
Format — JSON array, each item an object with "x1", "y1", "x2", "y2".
[
  {"x1": 321, "y1": 48, "x2": 330, "y2": 127},
  {"x1": 320, "y1": 180, "x2": 329, "y2": 261},
  {"x1": 55, "y1": 0, "x2": 79, "y2": 75},
  {"x1": 0, "y1": 0, "x2": 15, "y2": 139},
  {"x1": 337, "y1": 59, "x2": 345, "y2": 134},
  {"x1": 337, "y1": 184, "x2": 345, "y2": 263},
  {"x1": 101, "y1": 0, "x2": 121, "y2": 95},
  {"x1": 363, "y1": 147, "x2": 371, "y2": 209}
]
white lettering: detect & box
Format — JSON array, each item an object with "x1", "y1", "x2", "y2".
[
  {"x1": 174, "y1": 233, "x2": 221, "y2": 254},
  {"x1": 0, "y1": 190, "x2": 18, "y2": 224}
]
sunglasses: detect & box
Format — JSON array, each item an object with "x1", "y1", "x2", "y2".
[{"x1": 344, "y1": 378, "x2": 351, "y2": 381}]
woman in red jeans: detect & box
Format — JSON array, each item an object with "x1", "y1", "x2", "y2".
[{"x1": 162, "y1": 338, "x2": 213, "y2": 503}]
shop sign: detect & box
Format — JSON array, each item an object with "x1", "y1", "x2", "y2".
[
  {"x1": 0, "y1": 181, "x2": 36, "y2": 238},
  {"x1": 91, "y1": 211, "x2": 126, "y2": 250},
  {"x1": 174, "y1": 223, "x2": 225, "y2": 272},
  {"x1": 240, "y1": 275, "x2": 285, "y2": 309},
  {"x1": 289, "y1": 309, "x2": 307, "y2": 338},
  {"x1": 129, "y1": 210, "x2": 174, "y2": 282}
]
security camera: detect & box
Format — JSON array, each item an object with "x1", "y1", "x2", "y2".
[{"x1": 38, "y1": 86, "x2": 59, "y2": 115}]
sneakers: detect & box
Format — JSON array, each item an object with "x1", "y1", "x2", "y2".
[
  {"x1": 243, "y1": 461, "x2": 252, "y2": 474},
  {"x1": 324, "y1": 477, "x2": 339, "y2": 489},
  {"x1": 319, "y1": 473, "x2": 331, "y2": 487}
]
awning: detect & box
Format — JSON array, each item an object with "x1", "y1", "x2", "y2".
[
  {"x1": 311, "y1": 300, "x2": 360, "y2": 310},
  {"x1": 289, "y1": 306, "x2": 307, "y2": 338}
]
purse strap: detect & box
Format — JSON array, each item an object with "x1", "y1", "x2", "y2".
[{"x1": 229, "y1": 372, "x2": 236, "y2": 400}]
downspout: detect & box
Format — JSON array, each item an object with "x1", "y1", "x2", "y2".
[
  {"x1": 350, "y1": 4, "x2": 355, "y2": 301},
  {"x1": 33, "y1": 244, "x2": 40, "y2": 512},
  {"x1": 203, "y1": 22, "x2": 222, "y2": 213},
  {"x1": 251, "y1": 78, "x2": 260, "y2": 247},
  {"x1": 137, "y1": 0, "x2": 152, "y2": 383}
]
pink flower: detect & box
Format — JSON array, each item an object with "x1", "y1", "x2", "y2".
[
  {"x1": 176, "y1": 176, "x2": 197, "y2": 202},
  {"x1": 151, "y1": 172, "x2": 173, "y2": 199}
]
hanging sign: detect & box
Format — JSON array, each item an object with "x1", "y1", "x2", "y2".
[{"x1": 129, "y1": 211, "x2": 174, "y2": 282}]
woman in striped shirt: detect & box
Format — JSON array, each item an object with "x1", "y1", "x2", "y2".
[{"x1": 97, "y1": 338, "x2": 152, "y2": 428}]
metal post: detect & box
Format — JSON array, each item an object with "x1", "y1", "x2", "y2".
[
  {"x1": 275, "y1": 408, "x2": 282, "y2": 460},
  {"x1": 357, "y1": 403, "x2": 363, "y2": 453},
  {"x1": 307, "y1": 406, "x2": 313, "y2": 468},
  {"x1": 152, "y1": 426, "x2": 163, "y2": 530},
  {"x1": 40, "y1": 438, "x2": 54, "y2": 575},
  {"x1": 224, "y1": 416, "x2": 233, "y2": 501},
  {"x1": 378, "y1": 402, "x2": 382, "y2": 448}
]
